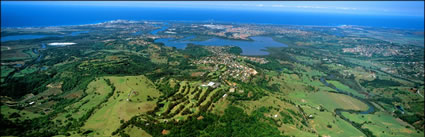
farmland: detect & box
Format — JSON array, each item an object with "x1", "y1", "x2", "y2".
[
  {"x1": 341, "y1": 111, "x2": 423, "y2": 137},
  {"x1": 1, "y1": 20, "x2": 423, "y2": 137},
  {"x1": 81, "y1": 75, "x2": 161, "y2": 136}
]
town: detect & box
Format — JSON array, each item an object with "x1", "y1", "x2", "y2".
[{"x1": 193, "y1": 46, "x2": 267, "y2": 82}]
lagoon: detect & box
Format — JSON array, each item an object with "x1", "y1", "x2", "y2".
[
  {"x1": 155, "y1": 36, "x2": 287, "y2": 55},
  {"x1": 1, "y1": 35, "x2": 51, "y2": 42},
  {"x1": 1, "y1": 31, "x2": 89, "y2": 42}
]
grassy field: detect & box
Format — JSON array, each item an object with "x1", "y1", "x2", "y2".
[
  {"x1": 53, "y1": 78, "x2": 113, "y2": 125},
  {"x1": 123, "y1": 126, "x2": 152, "y2": 137},
  {"x1": 82, "y1": 75, "x2": 161, "y2": 136},
  {"x1": 210, "y1": 97, "x2": 230, "y2": 115},
  {"x1": 22, "y1": 49, "x2": 38, "y2": 58},
  {"x1": 304, "y1": 91, "x2": 369, "y2": 111},
  {"x1": 1, "y1": 66, "x2": 14, "y2": 82},
  {"x1": 327, "y1": 80, "x2": 366, "y2": 98},
  {"x1": 302, "y1": 105, "x2": 365, "y2": 137},
  {"x1": 239, "y1": 95, "x2": 298, "y2": 115},
  {"x1": 278, "y1": 123, "x2": 317, "y2": 137},
  {"x1": 342, "y1": 111, "x2": 423, "y2": 137},
  {"x1": 273, "y1": 70, "x2": 372, "y2": 136},
  {"x1": 0, "y1": 105, "x2": 43, "y2": 121},
  {"x1": 263, "y1": 60, "x2": 381, "y2": 136},
  {"x1": 238, "y1": 95, "x2": 318, "y2": 136},
  {"x1": 13, "y1": 67, "x2": 39, "y2": 77},
  {"x1": 0, "y1": 43, "x2": 39, "y2": 61}
]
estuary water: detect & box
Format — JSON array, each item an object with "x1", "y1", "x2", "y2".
[
  {"x1": 155, "y1": 36, "x2": 287, "y2": 55},
  {"x1": 1, "y1": 31, "x2": 89, "y2": 42},
  {"x1": 1, "y1": 35, "x2": 51, "y2": 42}
]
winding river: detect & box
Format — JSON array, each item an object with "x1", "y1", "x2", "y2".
[
  {"x1": 320, "y1": 77, "x2": 376, "y2": 137},
  {"x1": 2, "y1": 31, "x2": 85, "y2": 83}
]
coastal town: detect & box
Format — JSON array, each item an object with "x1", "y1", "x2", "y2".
[{"x1": 193, "y1": 46, "x2": 267, "y2": 82}]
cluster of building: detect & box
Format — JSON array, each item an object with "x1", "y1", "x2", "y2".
[
  {"x1": 224, "y1": 27, "x2": 264, "y2": 40},
  {"x1": 200, "y1": 24, "x2": 265, "y2": 40},
  {"x1": 342, "y1": 45, "x2": 401, "y2": 57},
  {"x1": 128, "y1": 39, "x2": 152, "y2": 46},
  {"x1": 220, "y1": 63, "x2": 258, "y2": 81},
  {"x1": 241, "y1": 56, "x2": 269, "y2": 64},
  {"x1": 193, "y1": 46, "x2": 261, "y2": 82}
]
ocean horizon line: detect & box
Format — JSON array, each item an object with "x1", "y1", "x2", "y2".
[{"x1": 1, "y1": 19, "x2": 424, "y2": 31}]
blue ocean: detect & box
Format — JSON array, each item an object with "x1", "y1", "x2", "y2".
[{"x1": 1, "y1": 4, "x2": 424, "y2": 29}]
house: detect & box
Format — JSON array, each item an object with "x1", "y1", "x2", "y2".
[
  {"x1": 201, "y1": 82, "x2": 219, "y2": 88},
  {"x1": 208, "y1": 82, "x2": 215, "y2": 87},
  {"x1": 29, "y1": 101, "x2": 35, "y2": 105}
]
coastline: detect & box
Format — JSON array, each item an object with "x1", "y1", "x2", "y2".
[{"x1": 2, "y1": 19, "x2": 424, "y2": 31}]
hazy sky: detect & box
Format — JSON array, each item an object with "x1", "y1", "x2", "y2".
[{"x1": 2, "y1": 1, "x2": 424, "y2": 17}]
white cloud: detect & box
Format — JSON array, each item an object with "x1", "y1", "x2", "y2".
[
  {"x1": 335, "y1": 7, "x2": 357, "y2": 10},
  {"x1": 295, "y1": 6, "x2": 328, "y2": 9},
  {"x1": 271, "y1": 4, "x2": 286, "y2": 8}
]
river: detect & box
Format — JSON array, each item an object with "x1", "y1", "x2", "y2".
[
  {"x1": 320, "y1": 77, "x2": 376, "y2": 137},
  {"x1": 2, "y1": 31, "x2": 84, "y2": 83},
  {"x1": 320, "y1": 77, "x2": 375, "y2": 114}
]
